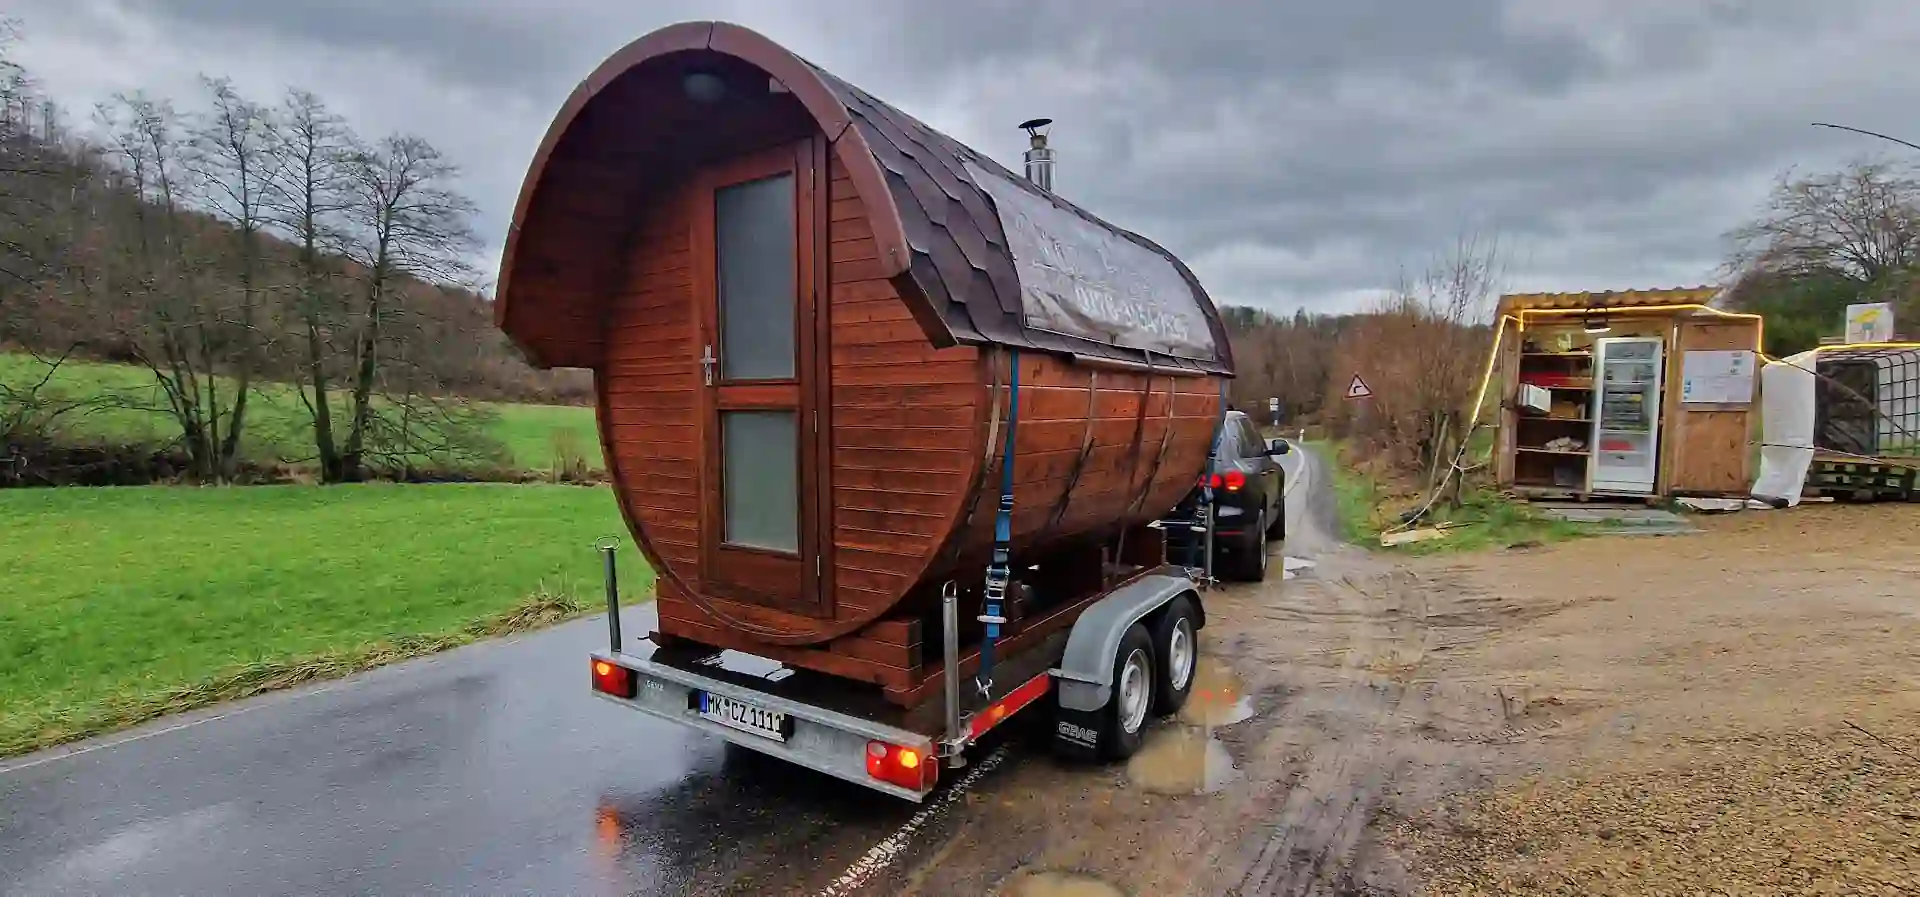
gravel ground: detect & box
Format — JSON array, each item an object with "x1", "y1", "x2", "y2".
[
  {"x1": 1394, "y1": 727, "x2": 1920, "y2": 895},
  {"x1": 1383, "y1": 501, "x2": 1920, "y2": 896},
  {"x1": 887, "y1": 500, "x2": 1920, "y2": 895}
]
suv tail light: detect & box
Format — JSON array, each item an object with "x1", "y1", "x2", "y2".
[
  {"x1": 866, "y1": 740, "x2": 937, "y2": 792},
  {"x1": 1206, "y1": 470, "x2": 1247, "y2": 492}
]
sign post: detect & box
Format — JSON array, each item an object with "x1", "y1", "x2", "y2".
[{"x1": 1267, "y1": 396, "x2": 1281, "y2": 429}]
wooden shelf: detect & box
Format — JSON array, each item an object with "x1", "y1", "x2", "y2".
[
  {"x1": 1521, "y1": 380, "x2": 1595, "y2": 391},
  {"x1": 1517, "y1": 446, "x2": 1591, "y2": 456},
  {"x1": 1519, "y1": 416, "x2": 1593, "y2": 424},
  {"x1": 1523, "y1": 351, "x2": 1592, "y2": 358}
]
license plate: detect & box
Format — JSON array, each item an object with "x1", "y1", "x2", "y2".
[{"x1": 698, "y1": 692, "x2": 788, "y2": 742}]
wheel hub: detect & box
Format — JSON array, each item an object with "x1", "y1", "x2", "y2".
[
  {"x1": 1168, "y1": 618, "x2": 1195, "y2": 692},
  {"x1": 1119, "y1": 648, "x2": 1151, "y2": 734}
]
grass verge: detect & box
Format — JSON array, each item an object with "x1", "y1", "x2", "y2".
[
  {"x1": 1312, "y1": 440, "x2": 1597, "y2": 554},
  {"x1": 0, "y1": 483, "x2": 649, "y2": 758}
]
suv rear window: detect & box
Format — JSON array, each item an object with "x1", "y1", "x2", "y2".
[{"x1": 1213, "y1": 424, "x2": 1239, "y2": 459}]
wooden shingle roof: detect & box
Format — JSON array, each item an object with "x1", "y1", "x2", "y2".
[{"x1": 499, "y1": 21, "x2": 1233, "y2": 375}]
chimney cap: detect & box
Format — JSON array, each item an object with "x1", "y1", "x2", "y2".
[{"x1": 1018, "y1": 118, "x2": 1053, "y2": 136}]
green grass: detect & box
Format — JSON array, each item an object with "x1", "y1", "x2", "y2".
[
  {"x1": 1391, "y1": 489, "x2": 1597, "y2": 555},
  {"x1": 1310, "y1": 439, "x2": 1595, "y2": 554},
  {"x1": 0, "y1": 483, "x2": 649, "y2": 757},
  {"x1": 0, "y1": 353, "x2": 602, "y2": 473}
]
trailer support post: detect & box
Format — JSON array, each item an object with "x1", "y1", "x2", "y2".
[
  {"x1": 596, "y1": 537, "x2": 622, "y2": 653},
  {"x1": 941, "y1": 581, "x2": 966, "y2": 767}
]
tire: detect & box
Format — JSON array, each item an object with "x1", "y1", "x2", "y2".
[
  {"x1": 1150, "y1": 595, "x2": 1200, "y2": 717},
  {"x1": 1100, "y1": 624, "x2": 1156, "y2": 761},
  {"x1": 1221, "y1": 508, "x2": 1269, "y2": 582}
]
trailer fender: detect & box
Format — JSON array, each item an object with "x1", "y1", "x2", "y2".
[{"x1": 1050, "y1": 573, "x2": 1201, "y2": 713}]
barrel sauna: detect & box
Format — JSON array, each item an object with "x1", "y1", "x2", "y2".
[{"x1": 496, "y1": 22, "x2": 1235, "y2": 705}]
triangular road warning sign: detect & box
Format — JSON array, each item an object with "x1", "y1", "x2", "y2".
[{"x1": 1345, "y1": 374, "x2": 1373, "y2": 399}]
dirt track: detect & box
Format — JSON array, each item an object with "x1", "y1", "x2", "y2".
[{"x1": 894, "y1": 500, "x2": 1920, "y2": 896}]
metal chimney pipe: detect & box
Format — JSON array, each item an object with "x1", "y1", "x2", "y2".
[{"x1": 1019, "y1": 118, "x2": 1054, "y2": 191}]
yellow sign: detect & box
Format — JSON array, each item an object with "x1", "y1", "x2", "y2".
[{"x1": 1846, "y1": 302, "x2": 1894, "y2": 343}]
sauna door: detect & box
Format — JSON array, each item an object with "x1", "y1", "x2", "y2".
[{"x1": 691, "y1": 140, "x2": 831, "y2": 616}]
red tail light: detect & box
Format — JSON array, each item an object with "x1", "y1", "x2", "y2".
[
  {"x1": 1206, "y1": 470, "x2": 1247, "y2": 492},
  {"x1": 592, "y1": 659, "x2": 636, "y2": 698},
  {"x1": 866, "y1": 740, "x2": 937, "y2": 792}
]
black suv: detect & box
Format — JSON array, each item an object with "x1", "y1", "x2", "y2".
[{"x1": 1167, "y1": 410, "x2": 1287, "y2": 582}]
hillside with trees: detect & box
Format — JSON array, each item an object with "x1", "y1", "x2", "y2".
[
  {"x1": 10, "y1": 15, "x2": 1914, "y2": 491},
  {"x1": 1722, "y1": 158, "x2": 1920, "y2": 355},
  {"x1": 0, "y1": 21, "x2": 588, "y2": 484}
]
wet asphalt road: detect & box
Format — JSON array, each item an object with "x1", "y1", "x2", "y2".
[
  {"x1": 0, "y1": 605, "x2": 918, "y2": 897},
  {"x1": 1277, "y1": 438, "x2": 1338, "y2": 552},
  {"x1": 0, "y1": 444, "x2": 1329, "y2": 897}
]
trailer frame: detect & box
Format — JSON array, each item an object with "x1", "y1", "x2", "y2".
[{"x1": 588, "y1": 523, "x2": 1220, "y2": 801}]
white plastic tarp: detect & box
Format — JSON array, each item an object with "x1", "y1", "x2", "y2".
[
  {"x1": 964, "y1": 162, "x2": 1219, "y2": 362},
  {"x1": 1750, "y1": 349, "x2": 1818, "y2": 506}
]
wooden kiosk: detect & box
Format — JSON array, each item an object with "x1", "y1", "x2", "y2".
[{"x1": 1492, "y1": 288, "x2": 1762, "y2": 502}]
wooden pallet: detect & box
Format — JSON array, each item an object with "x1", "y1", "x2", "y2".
[
  {"x1": 1805, "y1": 457, "x2": 1920, "y2": 502},
  {"x1": 1509, "y1": 485, "x2": 1663, "y2": 506}
]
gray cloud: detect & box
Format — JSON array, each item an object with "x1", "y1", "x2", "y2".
[{"x1": 10, "y1": 0, "x2": 1920, "y2": 314}]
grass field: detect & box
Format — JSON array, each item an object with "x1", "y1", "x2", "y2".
[
  {"x1": 0, "y1": 353, "x2": 602, "y2": 473},
  {"x1": 0, "y1": 483, "x2": 649, "y2": 757}
]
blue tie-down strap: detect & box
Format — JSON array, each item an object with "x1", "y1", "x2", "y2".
[{"x1": 975, "y1": 350, "x2": 1021, "y2": 697}]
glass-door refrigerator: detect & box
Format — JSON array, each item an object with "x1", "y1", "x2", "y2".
[{"x1": 1588, "y1": 337, "x2": 1663, "y2": 494}]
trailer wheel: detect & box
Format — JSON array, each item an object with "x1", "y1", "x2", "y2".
[
  {"x1": 1100, "y1": 623, "x2": 1156, "y2": 760},
  {"x1": 1150, "y1": 595, "x2": 1199, "y2": 716}
]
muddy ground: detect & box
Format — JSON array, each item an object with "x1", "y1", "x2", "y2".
[{"x1": 893, "y1": 501, "x2": 1920, "y2": 896}]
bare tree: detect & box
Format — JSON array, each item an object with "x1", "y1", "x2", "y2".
[
  {"x1": 335, "y1": 133, "x2": 478, "y2": 480},
  {"x1": 0, "y1": 19, "x2": 58, "y2": 295},
  {"x1": 1728, "y1": 158, "x2": 1920, "y2": 286},
  {"x1": 185, "y1": 76, "x2": 279, "y2": 479},
  {"x1": 263, "y1": 88, "x2": 354, "y2": 481},
  {"x1": 1327, "y1": 230, "x2": 1502, "y2": 478},
  {"x1": 96, "y1": 92, "x2": 251, "y2": 481}
]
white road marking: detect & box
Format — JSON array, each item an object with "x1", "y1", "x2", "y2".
[
  {"x1": 1280, "y1": 440, "x2": 1313, "y2": 500},
  {"x1": 813, "y1": 744, "x2": 1011, "y2": 897},
  {"x1": 0, "y1": 680, "x2": 351, "y2": 776}
]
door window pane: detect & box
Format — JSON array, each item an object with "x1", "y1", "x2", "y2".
[
  {"x1": 715, "y1": 174, "x2": 796, "y2": 380},
  {"x1": 722, "y1": 411, "x2": 799, "y2": 552}
]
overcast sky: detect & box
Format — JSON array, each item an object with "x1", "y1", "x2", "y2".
[{"x1": 10, "y1": 0, "x2": 1920, "y2": 314}]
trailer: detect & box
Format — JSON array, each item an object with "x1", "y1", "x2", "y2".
[
  {"x1": 587, "y1": 536, "x2": 1217, "y2": 800},
  {"x1": 494, "y1": 21, "x2": 1248, "y2": 800}
]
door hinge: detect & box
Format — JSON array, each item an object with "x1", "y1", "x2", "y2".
[
  {"x1": 812, "y1": 409, "x2": 818, "y2": 434},
  {"x1": 815, "y1": 555, "x2": 822, "y2": 578}
]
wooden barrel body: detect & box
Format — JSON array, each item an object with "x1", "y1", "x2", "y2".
[{"x1": 496, "y1": 23, "x2": 1234, "y2": 658}]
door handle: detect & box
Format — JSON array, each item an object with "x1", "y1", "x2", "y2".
[{"x1": 699, "y1": 344, "x2": 717, "y2": 387}]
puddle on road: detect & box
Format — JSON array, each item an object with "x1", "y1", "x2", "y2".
[
  {"x1": 997, "y1": 869, "x2": 1126, "y2": 897},
  {"x1": 1179, "y1": 658, "x2": 1254, "y2": 727},
  {"x1": 1125, "y1": 726, "x2": 1239, "y2": 796}
]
